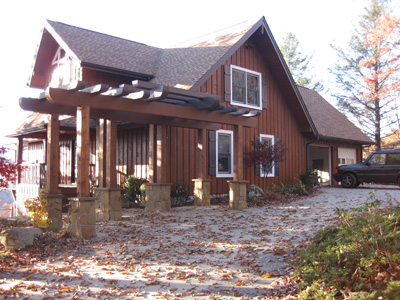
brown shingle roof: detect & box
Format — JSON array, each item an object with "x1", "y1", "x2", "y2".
[
  {"x1": 46, "y1": 20, "x2": 162, "y2": 79},
  {"x1": 45, "y1": 19, "x2": 255, "y2": 90},
  {"x1": 298, "y1": 86, "x2": 373, "y2": 144}
]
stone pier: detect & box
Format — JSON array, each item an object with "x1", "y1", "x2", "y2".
[
  {"x1": 46, "y1": 194, "x2": 64, "y2": 230},
  {"x1": 94, "y1": 188, "x2": 122, "y2": 221},
  {"x1": 228, "y1": 180, "x2": 248, "y2": 210},
  {"x1": 143, "y1": 183, "x2": 172, "y2": 212},
  {"x1": 192, "y1": 179, "x2": 212, "y2": 206},
  {"x1": 69, "y1": 197, "x2": 97, "y2": 239}
]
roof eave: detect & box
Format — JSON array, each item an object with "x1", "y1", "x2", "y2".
[
  {"x1": 317, "y1": 134, "x2": 374, "y2": 145},
  {"x1": 81, "y1": 62, "x2": 154, "y2": 81}
]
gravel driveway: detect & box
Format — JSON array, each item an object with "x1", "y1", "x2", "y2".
[{"x1": 1, "y1": 185, "x2": 399, "y2": 299}]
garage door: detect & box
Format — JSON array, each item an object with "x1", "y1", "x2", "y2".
[{"x1": 338, "y1": 147, "x2": 356, "y2": 166}]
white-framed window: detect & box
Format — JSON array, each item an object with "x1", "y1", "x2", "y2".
[
  {"x1": 260, "y1": 134, "x2": 275, "y2": 177},
  {"x1": 216, "y1": 130, "x2": 234, "y2": 178},
  {"x1": 231, "y1": 65, "x2": 262, "y2": 109}
]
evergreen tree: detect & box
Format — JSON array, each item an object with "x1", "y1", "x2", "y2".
[
  {"x1": 279, "y1": 32, "x2": 325, "y2": 92},
  {"x1": 331, "y1": 0, "x2": 400, "y2": 149}
]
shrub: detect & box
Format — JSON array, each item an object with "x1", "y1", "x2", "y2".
[
  {"x1": 272, "y1": 180, "x2": 307, "y2": 195},
  {"x1": 25, "y1": 189, "x2": 51, "y2": 229},
  {"x1": 124, "y1": 175, "x2": 147, "y2": 206},
  {"x1": 299, "y1": 169, "x2": 319, "y2": 190},
  {"x1": 294, "y1": 191, "x2": 400, "y2": 299},
  {"x1": 171, "y1": 182, "x2": 190, "y2": 206}
]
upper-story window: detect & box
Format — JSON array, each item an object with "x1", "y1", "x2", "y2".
[{"x1": 231, "y1": 65, "x2": 262, "y2": 109}]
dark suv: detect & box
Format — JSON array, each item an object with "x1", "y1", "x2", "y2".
[{"x1": 334, "y1": 149, "x2": 400, "y2": 188}]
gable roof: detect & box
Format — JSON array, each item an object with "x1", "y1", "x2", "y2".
[
  {"x1": 298, "y1": 86, "x2": 373, "y2": 144},
  {"x1": 29, "y1": 17, "x2": 317, "y2": 136}
]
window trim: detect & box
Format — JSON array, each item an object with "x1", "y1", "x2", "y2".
[
  {"x1": 216, "y1": 130, "x2": 234, "y2": 178},
  {"x1": 259, "y1": 134, "x2": 275, "y2": 178},
  {"x1": 230, "y1": 65, "x2": 262, "y2": 110}
]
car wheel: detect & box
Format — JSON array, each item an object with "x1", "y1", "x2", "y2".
[{"x1": 341, "y1": 173, "x2": 357, "y2": 188}]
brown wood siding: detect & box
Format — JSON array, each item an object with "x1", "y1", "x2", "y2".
[
  {"x1": 82, "y1": 68, "x2": 136, "y2": 88},
  {"x1": 195, "y1": 40, "x2": 308, "y2": 194}
]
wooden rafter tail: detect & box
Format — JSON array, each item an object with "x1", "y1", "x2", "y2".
[
  {"x1": 101, "y1": 86, "x2": 132, "y2": 97},
  {"x1": 230, "y1": 108, "x2": 250, "y2": 115},
  {"x1": 143, "y1": 85, "x2": 168, "y2": 101},
  {"x1": 56, "y1": 80, "x2": 86, "y2": 91},
  {"x1": 217, "y1": 106, "x2": 237, "y2": 113},
  {"x1": 80, "y1": 83, "x2": 110, "y2": 94},
  {"x1": 243, "y1": 110, "x2": 262, "y2": 117},
  {"x1": 124, "y1": 90, "x2": 151, "y2": 100}
]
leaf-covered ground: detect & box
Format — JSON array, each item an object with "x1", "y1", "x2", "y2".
[{"x1": 0, "y1": 186, "x2": 398, "y2": 299}]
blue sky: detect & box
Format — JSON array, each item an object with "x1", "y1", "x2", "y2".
[{"x1": 1, "y1": 0, "x2": 390, "y2": 144}]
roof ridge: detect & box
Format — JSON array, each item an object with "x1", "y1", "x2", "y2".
[
  {"x1": 46, "y1": 19, "x2": 160, "y2": 49},
  {"x1": 169, "y1": 20, "x2": 252, "y2": 48}
]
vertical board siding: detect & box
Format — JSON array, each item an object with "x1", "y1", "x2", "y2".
[{"x1": 196, "y1": 40, "x2": 308, "y2": 194}]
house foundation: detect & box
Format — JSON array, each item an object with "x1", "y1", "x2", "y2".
[
  {"x1": 94, "y1": 187, "x2": 122, "y2": 220},
  {"x1": 228, "y1": 180, "x2": 248, "y2": 210},
  {"x1": 69, "y1": 197, "x2": 97, "y2": 239},
  {"x1": 143, "y1": 183, "x2": 172, "y2": 212},
  {"x1": 46, "y1": 194, "x2": 64, "y2": 230},
  {"x1": 192, "y1": 179, "x2": 212, "y2": 206}
]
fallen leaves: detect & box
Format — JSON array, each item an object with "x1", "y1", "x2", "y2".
[{"x1": 1, "y1": 187, "x2": 379, "y2": 299}]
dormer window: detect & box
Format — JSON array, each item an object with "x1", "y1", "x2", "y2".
[{"x1": 231, "y1": 65, "x2": 262, "y2": 109}]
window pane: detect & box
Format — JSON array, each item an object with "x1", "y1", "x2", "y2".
[
  {"x1": 232, "y1": 70, "x2": 246, "y2": 103},
  {"x1": 232, "y1": 69, "x2": 245, "y2": 87},
  {"x1": 387, "y1": 154, "x2": 400, "y2": 164},
  {"x1": 247, "y1": 90, "x2": 259, "y2": 105},
  {"x1": 369, "y1": 153, "x2": 386, "y2": 165},
  {"x1": 247, "y1": 74, "x2": 259, "y2": 90},
  {"x1": 247, "y1": 74, "x2": 259, "y2": 106},
  {"x1": 218, "y1": 133, "x2": 231, "y2": 174},
  {"x1": 233, "y1": 87, "x2": 245, "y2": 103},
  {"x1": 218, "y1": 134, "x2": 231, "y2": 153},
  {"x1": 218, "y1": 154, "x2": 231, "y2": 173}
]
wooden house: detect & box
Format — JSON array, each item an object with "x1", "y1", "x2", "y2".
[{"x1": 12, "y1": 17, "x2": 372, "y2": 216}]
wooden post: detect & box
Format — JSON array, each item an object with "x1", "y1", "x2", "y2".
[
  {"x1": 233, "y1": 125, "x2": 244, "y2": 180},
  {"x1": 148, "y1": 124, "x2": 156, "y2": 183},
  {"x1": 46, "y1": 114, "x2": 60, "y2": 194},
  {"x1": 96, "y1": 119, "x2": 107, "y2": 187},
  {"x1": 156, "y1": 125, "x2": 168, "y2": 183},
  {"x1": 17, "y1": 136, "x2": 23, "y2": 184},
  {"x1": 106, "y1": 119, "x2": 117, "y2": 188},
  {"x1": 77, "y1": 106, "x2": 91, "y2": 197}
]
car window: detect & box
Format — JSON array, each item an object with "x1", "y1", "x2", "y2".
[
  {"x1": 387, "y1": 153, "x2": 400, "y2": 165},
  {"x1": 368, "y1": 153, "x2": 386, "y2": 165}
]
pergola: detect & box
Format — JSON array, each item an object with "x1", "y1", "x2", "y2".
[{"x1": 19, "y1": 80, "x2": 259, "y2": 237}]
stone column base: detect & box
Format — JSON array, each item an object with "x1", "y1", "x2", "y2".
[
  {"x1": 228, "y1": 180, "x2": 248, "y2": 210},
  {"x1": 192, "y1": 179, "x2": 212, "y2": 206},
  {"x1": 69, "y1": 197, "x2": 97, "y2": 239},
  {"x1": 94, "y1": 187, "x2": 122, "y2": 221},
  {"x1": 143, "y1": 183, "x2": 172, "y2": 212},
  {"x1": 46, "y1": 193, "x2": 64, "y2": 231}
]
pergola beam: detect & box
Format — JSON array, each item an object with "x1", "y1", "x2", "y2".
[
  {"x1": 19, "y1": 97, "x2": 221, "y2": 130},
  {"x1": 45, "y1": 87, "x2": 258, "y2": 127}
]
